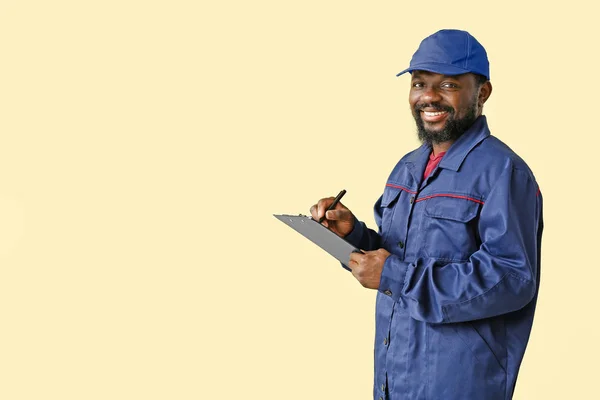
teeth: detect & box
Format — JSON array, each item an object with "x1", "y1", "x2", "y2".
[{"x1": 423, "y1": 111, "x2": 446, "y2": 116}]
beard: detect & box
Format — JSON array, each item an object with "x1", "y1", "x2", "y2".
[{"x1": 414, "y1": 98, "x2": 479, "y2": 145}]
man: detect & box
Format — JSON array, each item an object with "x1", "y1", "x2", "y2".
[{"x1": 310, "y1": 29, "x2": 543, "y2": 400}]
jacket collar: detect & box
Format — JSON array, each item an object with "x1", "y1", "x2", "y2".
[
  {"x1": 438, "y1": 115, "x2": 490, "y2": 171},
  {"x1": 405, "y1": 115, "x2": 491, "y2": 172}
]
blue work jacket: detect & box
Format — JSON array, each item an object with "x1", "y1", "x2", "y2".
[{"x1": 344, "y1": 116, "x2": 543, "y2": 400}]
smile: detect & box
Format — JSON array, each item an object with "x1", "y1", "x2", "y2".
[
  {"x1": 420, "y1": 110, "x2": 449, "y2": 123},
  {"x1": 422, "y1": 111, "x2": 448, "y2": 117}
]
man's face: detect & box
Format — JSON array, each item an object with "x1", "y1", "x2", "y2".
[{"x1": 409, "y1": 71, "x2": 483, "y2": 145}]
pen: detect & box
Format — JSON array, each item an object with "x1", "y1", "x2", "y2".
[{"x1": 319, "y1": 189, "x2": 347, "y2": 223}]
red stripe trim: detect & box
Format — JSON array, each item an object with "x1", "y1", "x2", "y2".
[
  {"x1": 536, "y1": 187, "x2": 541, "y2": 197},
  {"x1": 385, "y1": 183, "x2": 417, "y2": 194},
  {"x1": 415, "y1": 193, "x2": 484, "y2": 205}
]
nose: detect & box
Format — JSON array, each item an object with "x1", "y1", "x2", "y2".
[{"x1": 421, "y1": 85, "x2": 442, "y2": 103}]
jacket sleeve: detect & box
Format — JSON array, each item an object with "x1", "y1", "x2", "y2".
[
  {"x1": 377, "y1": 166, "x2": 543, "y2": 323},
  {"x1": 339, "y1": 195, "x2": 386, "y2": 270}
]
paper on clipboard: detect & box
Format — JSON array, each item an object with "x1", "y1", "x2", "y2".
[{"x1": 273, "y1": 214, "x2": 361, "y2": 265}]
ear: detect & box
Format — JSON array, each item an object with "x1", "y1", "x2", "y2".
[{"x1": 478, "y1": 81, "x2": 492, "y2": 106}]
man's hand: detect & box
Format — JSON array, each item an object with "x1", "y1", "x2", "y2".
[
  {"x1": 310, "y1": 197, "x2": 355, "y2": 237},
  {"x1": 348, "y1": 248, "x2": 391, "y2": 289}
]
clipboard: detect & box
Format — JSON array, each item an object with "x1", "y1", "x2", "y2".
[{"x1": 273, "y1": 214, "x2": 361, "y2": 265}]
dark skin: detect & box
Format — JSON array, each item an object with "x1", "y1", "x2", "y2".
[
  {"x1": 310, "y1": 71, "x2": 492, "y2": 289},
  {"x1": 411, "y1": 71, "x2": 492, "y2": 155},
  {"x1": 308, "y1": 198, "x2": 390, "y2": 289}
]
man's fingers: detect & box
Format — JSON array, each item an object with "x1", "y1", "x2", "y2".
[
  {"x1": 309, "y1": 204, "x2": 318, "y2": 219},
  {"x1": 316, "y1": 197, "x2": 334, "y2": 221},
  {"x1": 349, "y1": 251, "x2": 365, "y2": 263},
  {"x1": 347, "y1": 258, "x2": 357, "y2": 270},
  {"x1": 325, "y1": 209, "x2": 352, "y2": 222}
]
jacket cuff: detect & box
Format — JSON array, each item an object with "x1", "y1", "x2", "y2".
[
  {"x1": 339, "y1": 217, "x2": 364, "y2": 271},
  {"x1": 378, "y1": 254, "x2": 409, "y2": 303},
  {"x1": 344, "y1": 216, "x2": 365, "y2": 248}
]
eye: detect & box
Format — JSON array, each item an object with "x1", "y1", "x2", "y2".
[
  {"x1": 412, "y1": 81, "x2": 424, "y2": 88},
  {"x1": 441, "y1": 82, "x2": 459, "y2": 89}
]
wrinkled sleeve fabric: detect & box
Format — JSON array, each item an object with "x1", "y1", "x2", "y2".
[{"x1": 378, "y1": 165, "x2": 542, "y2": 324}]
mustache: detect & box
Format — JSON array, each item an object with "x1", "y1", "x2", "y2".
[{"x1": 414, "y1": 103, "x2": 454, "y2": 113}]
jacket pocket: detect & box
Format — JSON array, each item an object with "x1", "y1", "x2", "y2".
[
  {"x1": 380, "y1": 187, "x2": 402, "y2": 236},
  {"x1": 427, "y1": 322, "x2": 507, "y2": 399},
  {"x1": 421, "y1": 195, "x2": 481, "y2": 262},
  {"x1": 451, "y1": 321, "x2": 506, "y2": 374}
]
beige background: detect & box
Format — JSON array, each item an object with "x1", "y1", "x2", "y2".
[{"x1": 0, "y1": 0, "x2": 596, "y2": 399}]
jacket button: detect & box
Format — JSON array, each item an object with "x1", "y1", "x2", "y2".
[
  {"x1": 384, "y1": 289, "x2": 392, "y2": 296},
  {"x1": 379, "y1": 397, "x2": 383, "y2": 400},
  {"x1": 397, "y1": 241, "x2": 404, "y2": 249},
  {"x1": 381, "y1": 384, "x2": 386, "y2": 391},
  {"x1": 383, "y1": 337, "x2": 388, "y2": 345},
  {"x1": 409, "y1": 196, "x2": 415, "y2": 204}
]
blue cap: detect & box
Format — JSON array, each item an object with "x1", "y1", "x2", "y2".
[{"x1": 396, "y1": 29, "x2": 490, "y2": 80}]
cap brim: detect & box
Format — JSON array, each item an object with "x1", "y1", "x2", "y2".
[{"x1": 395, "y1": 63, "x2": 473, "y2": 77}]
